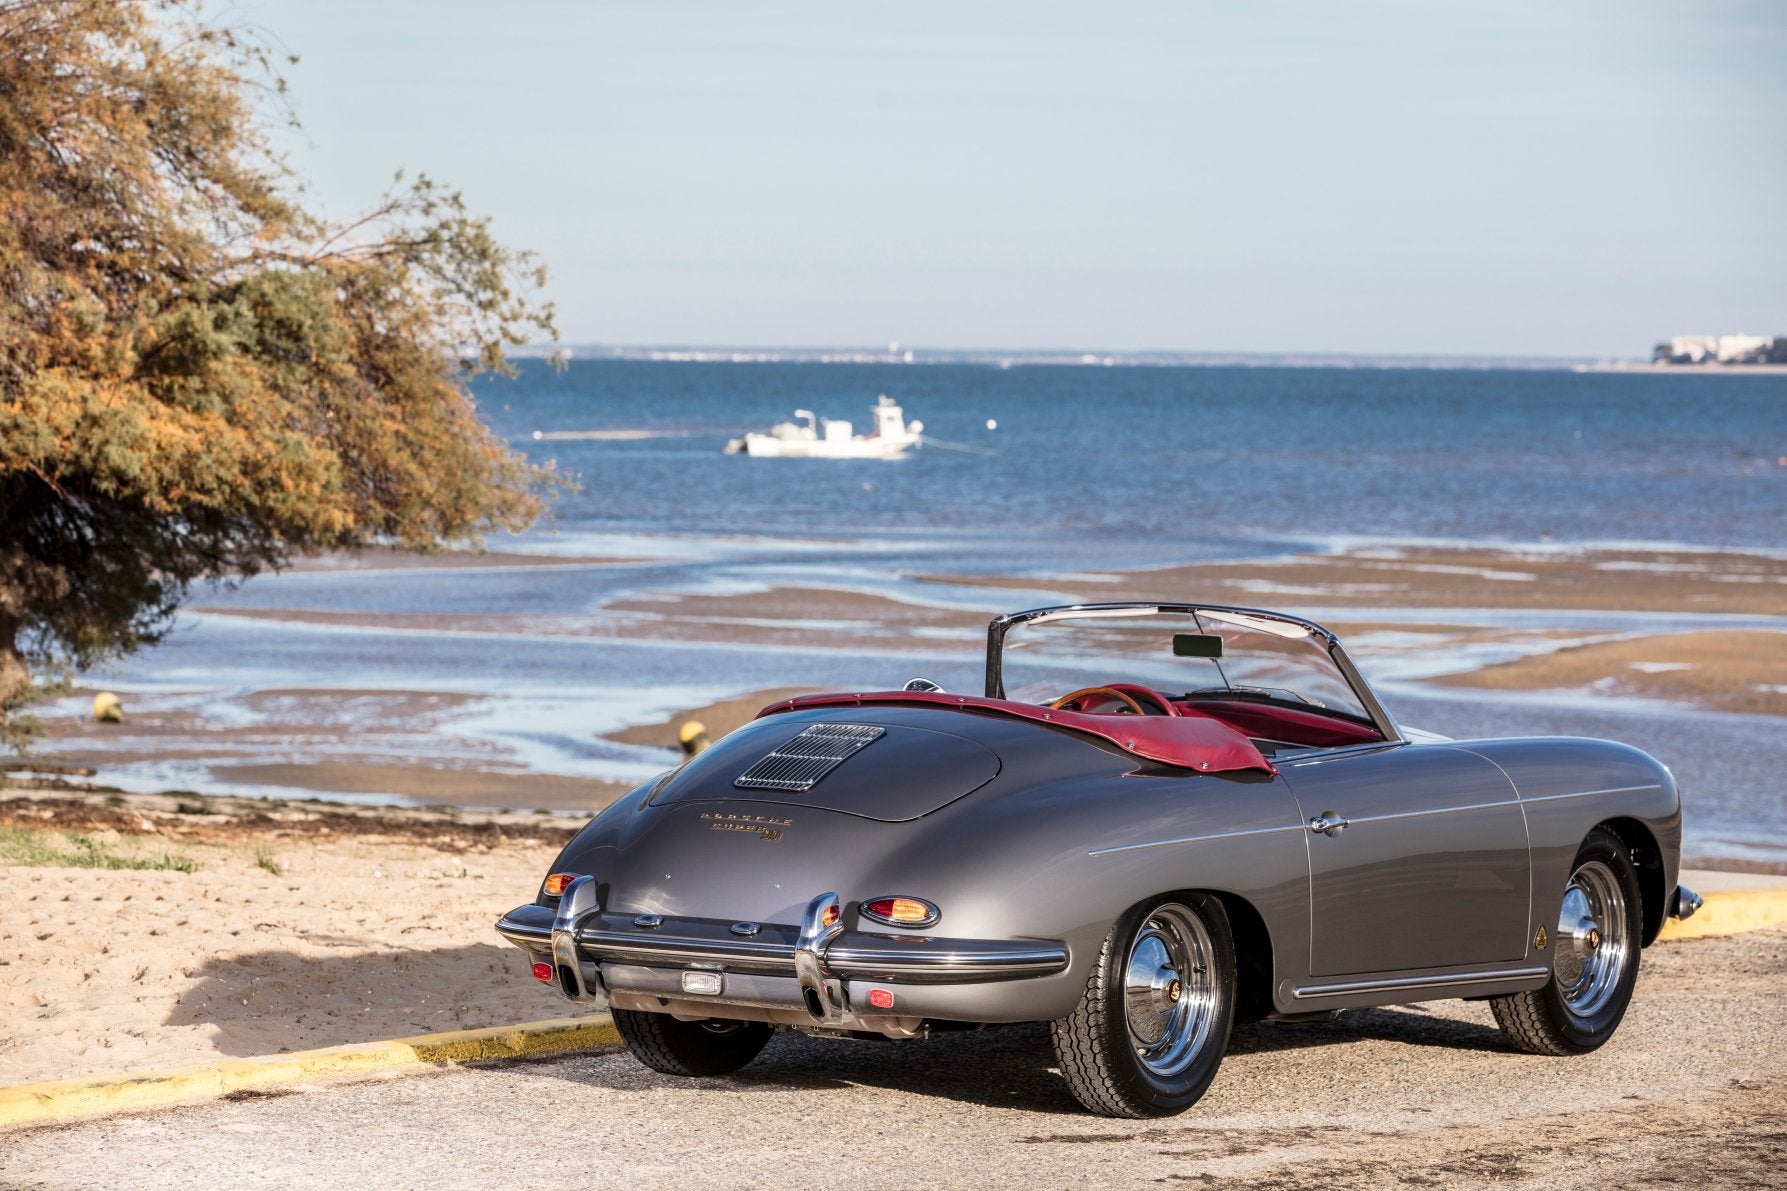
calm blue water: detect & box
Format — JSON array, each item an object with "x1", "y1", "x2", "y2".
[{"x1": 475, "y1": 361, "x2": 1787, "y2": 557}]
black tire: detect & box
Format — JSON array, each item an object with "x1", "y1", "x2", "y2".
[
  {"x1": 1050, "y1": 893, "x2": 1236, "y2": 1118},
  {"x1": 1491, "y1": 827, "x2": 1643, "y2": 1056},
  {"x1": 612, "y1": 1008, "x2": 773, "y2": 1076}
]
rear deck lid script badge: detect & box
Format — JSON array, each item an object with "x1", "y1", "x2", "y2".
[{"x1": 701, "y1": 811, "x2": 793, "y2": 841}]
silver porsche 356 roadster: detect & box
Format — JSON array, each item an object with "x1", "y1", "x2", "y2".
[{"x1": 497, "y1": 603, "x2": 1700, "y2": 1118}]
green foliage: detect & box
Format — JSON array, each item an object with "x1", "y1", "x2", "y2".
[
  {"x1": 0, "y1": 826, "x2": 198, "y2": 871},
  {"x1": 0, "y1": 1, "x2": 563, "y2": 739},
  {"x1": 253, "y1": 846, "x2": 283, "y2": 875}
]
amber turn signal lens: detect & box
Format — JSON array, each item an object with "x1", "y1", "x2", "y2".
[
  {"x1": 860, "y1": 897, "x2": 940, "y2": 928},
  {"x1": 543, "y1": 873, "x2": 579, "y2": 896},
  {"x1": 821, "y1": 903, "x2": 841, "y2": 927}
]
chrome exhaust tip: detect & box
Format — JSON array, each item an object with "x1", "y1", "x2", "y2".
[{"x1": 1670, "y1": 885, "x2": 1704, "y2": 921}]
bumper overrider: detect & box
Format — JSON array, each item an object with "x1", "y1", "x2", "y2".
[{"x1": 496, "y1": 876, "x2": 1070, "y2": 1035}]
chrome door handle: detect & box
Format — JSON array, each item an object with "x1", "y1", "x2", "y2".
[{"x1": 1308, "y1": 813, "x2": 1349, "y2": 837}]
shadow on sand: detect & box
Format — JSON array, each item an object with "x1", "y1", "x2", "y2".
[{"x1": 163, "y1": 942, "x2": 574, "y2": 1055}]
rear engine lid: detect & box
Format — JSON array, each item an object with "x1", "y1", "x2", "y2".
[{"x1": 650, "y1": 716, "x2": 1001, "y2": 822}]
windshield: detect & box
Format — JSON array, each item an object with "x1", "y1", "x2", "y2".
[{"x1": 994, "y1": 606, "x2": 1376, "y2": 726}]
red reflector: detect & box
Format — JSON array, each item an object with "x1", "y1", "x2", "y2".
[
  {"x1": 532, "y1": 962, "x2": 554, "y2": 982},
  {"x1": 868, "y1": 988, "x2": 895, "y2": 1010}
]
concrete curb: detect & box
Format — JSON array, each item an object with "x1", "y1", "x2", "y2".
[
  {"x1": 0, "y1": 1014, "x2": 618, "y2": 1130},
  {"x1": 1658, "y1": 887, "x2": 1787, "y2": 942}
]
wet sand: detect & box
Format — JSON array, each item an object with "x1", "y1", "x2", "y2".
[
  {"x1": 1431, "y1": 629, "x2": 1787, "y2": 716},
  {"x1": 192, "y1": 584, "x2": 989, "y2": 652},
  {"x1": 928, "y1": 544, "x2": 1787, "y2": 616},
  {"x1": 35, "y1": 688, "x2": 634, "y2": 812},
  {"x1": 287, "y1": 549, "x2": 644, "y2": 572},
  {"x1": 603, "y1": 686, "x2": 819, "y2": 749}
]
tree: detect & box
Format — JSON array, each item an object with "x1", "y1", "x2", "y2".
[{"x1": 0, "y1": 0, "x2": 560, "y2": 743}]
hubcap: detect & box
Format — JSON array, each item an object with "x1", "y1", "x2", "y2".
[
  {"x1": 1122, "y1": 904, "x2": 1217, "y2": 1077},
  {"x1": 1553, "y1": 859, "x2": 1630, "y2": 1021}
]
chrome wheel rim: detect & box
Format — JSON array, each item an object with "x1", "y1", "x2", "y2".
[
  {"x1": 1122, "y1": 903, "x2": 1217, "y2": 1077},
  {"x1": 1554, "y1": 859, "x2": 1630, "y2": 1021}
]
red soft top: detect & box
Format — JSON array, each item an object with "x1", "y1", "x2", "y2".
[{"x1": 756, "y1": 691, "x2": 1276, "y2": 775}]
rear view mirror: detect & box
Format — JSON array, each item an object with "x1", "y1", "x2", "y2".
[{"x1": 1172, "y1": 633, "x2": 1223, "y2": 658}]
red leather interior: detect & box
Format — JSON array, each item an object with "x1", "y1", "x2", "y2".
[
  {"x1": 757, "y1": 691, "x2": 1276, "y2": 775},
  {"x1": 1174, "y1": 699, "x2": 1382, "y2": 748}
]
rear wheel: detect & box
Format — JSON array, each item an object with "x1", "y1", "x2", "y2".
[
  {"x1": 1491, "y1": 828, "x2": 1642, "y2": 1055},
  {"x1": 1051, "y1": 894, "x2": 1236, "y2": 1118},
  {"x1": 612, "y1": 1008, "x2": 773, "y2": 1076}
]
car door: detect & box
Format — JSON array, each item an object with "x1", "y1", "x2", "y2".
[{"x1": 1279, "y1": 744, "x2": 1530, "y2": 977}]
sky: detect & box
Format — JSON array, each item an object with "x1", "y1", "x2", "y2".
[{"x1": 241, "y1": 1, "x2": 1787, "y2": 357}]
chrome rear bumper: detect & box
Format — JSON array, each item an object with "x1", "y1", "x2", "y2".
[{"x1": 496, "y1": 882, "x2": 1069, "y2": 1026}]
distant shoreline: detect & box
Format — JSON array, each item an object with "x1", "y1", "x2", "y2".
[
  {"x1": 1577, "y1": 362, "x2": 1787, "y2": 377},
  {"x1": 510, "y1": 344, "x2": 1787, "y2": 374},
  {"x1": 512, "y1": 343, "x2": 1609, "y2": 371}
]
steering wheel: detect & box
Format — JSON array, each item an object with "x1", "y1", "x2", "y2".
[{"x1": 1043, "y1": 683, "x2": 1179, "y2": 708}]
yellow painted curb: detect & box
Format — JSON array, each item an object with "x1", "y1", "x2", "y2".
[
  {"x1": 0, "y1": 1014, "x2": 618, "y2": 1130},
  {"x1": 1659, "y1": 888, "x2": 1787, "y2": 942}
]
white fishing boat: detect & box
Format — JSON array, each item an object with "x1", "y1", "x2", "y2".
[{"x1": 725, "y1": 395, "x2": 924, "y2": 459}]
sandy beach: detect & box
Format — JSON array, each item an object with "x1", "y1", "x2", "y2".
[{"x1": 0, "y1": 790, "x2": 588, "y2": 1085}]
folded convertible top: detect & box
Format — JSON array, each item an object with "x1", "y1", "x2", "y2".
[{"x1": 756, "y1": 691, "x2": 1277, "y2": 775}]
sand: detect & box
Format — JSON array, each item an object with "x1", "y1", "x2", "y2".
[
  {"x1": 1432, "y1": 629, "x2": 1787, "y2": 716},
  {"x1": 193, "y1": 583, "x2": 990, "y2": 652},
  {"x1": 34, "y1": 687, "x2": 633, "y2": 812},
  {"x1": 602, "y1": 686, "x2": 819, "y2": 749},
  {"x1": 0, "y1": 791, "x2": 589, "y2": 1085},
  {"x1": 927, "y1": 544, "x2": 1787, "y2": 616},
  {"x1": 287, "y1": 549, "x2": 644, "y2": 572}
]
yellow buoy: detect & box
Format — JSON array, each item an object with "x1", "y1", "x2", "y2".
[
  {"x1": 92, "y1": 692, "x2": 123, "y2": 723},
  {"x1": 678, "y1": 720, "x2": 710, "y2": 756}
]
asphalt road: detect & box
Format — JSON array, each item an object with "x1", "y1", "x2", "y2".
[{"x1": 4, "y1": 931, "x2": 1783, "y2": 1190}]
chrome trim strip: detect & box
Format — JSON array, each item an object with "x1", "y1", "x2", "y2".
[
  {"x1": 1345, "y1": 798, "x2": 1523, "y2": 826},
  {"x1": 827, "y1": 943, "x2": 1068, "y2": 981},
  {"x1": 1292, "y1": 965, "x2": 1549, "y2": 1000},
  {"x1": 496, "y1": 916, "x2": 551, "y2": 945},
  {"x1": 1088, "y1": 823, "x2": 1301, "y2": 857},
  {"x1": 1281, "y1": 742, "x2": 1407, "y2": 766},
  {"x1": 1518, "y1": 784, "x2": 1663, "y2": 804}
]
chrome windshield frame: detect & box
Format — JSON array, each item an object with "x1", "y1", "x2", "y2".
[{"x1": 983, "y1": 602, "x2": 1404, "y2": 745}]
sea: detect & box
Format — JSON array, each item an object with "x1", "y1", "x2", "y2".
[{"x1": 45, "y1": 360, "x2": 1787, "y2": 862}]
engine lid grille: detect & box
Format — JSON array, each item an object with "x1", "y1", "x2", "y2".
[{"x1": 733, "y1": 723, "x2": 885, "y2": 792}]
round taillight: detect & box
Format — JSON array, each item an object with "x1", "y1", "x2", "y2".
[
  {"x1": 860, "y1": 896, "x2": 940, "y2": 928},
  {"x1": 531, "y1": 962, "x2": 554, "y2": 982}
]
